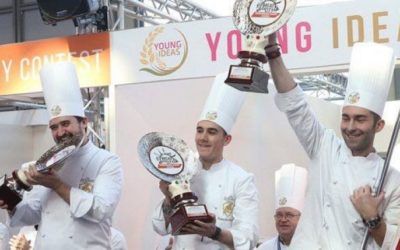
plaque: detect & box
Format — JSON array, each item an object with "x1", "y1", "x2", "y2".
[
  {"x1": 225, "y1": 0, "x2": 297, "y2": 93},
  {"x1": 138, "y1": 132, "x2": 213, "y2": 235},
  {"x1": 0, "y1": 135, "x2": 84, "y2": 210}
]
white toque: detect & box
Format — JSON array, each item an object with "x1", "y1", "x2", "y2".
[
  {"x1": 275, "y1": 163, "x2": 308, "y2": 212},
  {"x1": 39, "y1": 62, "x2": 85, "y2": 121},
  {"x1": 344, "y1": 42, "x2": 395, "y2": 117},
  {"x1": 199, "y1": 72, "x2": 246, "y2": 133}
]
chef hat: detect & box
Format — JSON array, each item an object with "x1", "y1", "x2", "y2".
[
  {"x1": 275, "y1": 163, "x2": 308, "y2": 212},
  {"x1": 199, "y1": 72, "x2": 246, "y2": 133},
  {"x1": 39, "y1": 62, "x2": 85, "y2": 121},
  {"x1": 343, "y1": 42, "x2": 395, "y2": 117}
]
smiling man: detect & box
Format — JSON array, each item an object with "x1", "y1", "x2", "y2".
[
  {"x1": 152, "y1": 73, "x2": 259, "y2": 250},
  {"x1": 0, "y1": 62, "x2": 123, "y2": 250},
  {"x1": 257, "y1": 164, "x2": 307, "y2": 250},
  {"x1": 267, "y1": 34, "x2": 400, "y2": 249}
]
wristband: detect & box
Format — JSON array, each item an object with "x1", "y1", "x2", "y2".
[
  {"x1": 363, "y1": 215, "x2": 381, "y2": 229},
  {"x1": 210, "y1": 226, "x2": 222, "y2": 240}
]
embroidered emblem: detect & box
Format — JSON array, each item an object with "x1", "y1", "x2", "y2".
[
  {"x1": 347, "y1": 92, "x2": 360, "y2": 104},
  {"x1": 206, "y1": 111, "x2": 218, "y2": 121},
  {"x1": 79, "y1": 178, "x2": 94, "y2": 193},
  {"x1": 51, "y1": 105, "x2": 62, "y2": 116},
  {"x1": 223, "y1": 196, "x2": 235, "y2": 217},
  {"x1": 279, "y1": 197, "x2": 287, "y2": 206}
]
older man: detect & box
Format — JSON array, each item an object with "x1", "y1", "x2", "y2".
[{"x1": 257, "y1": 164, "x2": 307, "y2": 250}]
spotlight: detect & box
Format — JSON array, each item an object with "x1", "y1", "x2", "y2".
[{"x1": 37, "y1": 0, "x2": 100, "y2": 25}]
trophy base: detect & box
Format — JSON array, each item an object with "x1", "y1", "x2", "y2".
[
  {"x1": 12, "y1": 170, "x2": 32, "y2": 191},
  {"x1": 170, "y1": 203, "x2": 213, "y2": 235},
  {"x1": 0, "y1": 175, "x2": 22, "y2": 211},
  {"x1": 225, "y1": 65, "x2": 269, "y2": 93}
]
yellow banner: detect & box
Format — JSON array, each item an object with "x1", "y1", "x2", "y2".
[{"x1": 0, "y1": 32, "x2": 110, "y2": 95}]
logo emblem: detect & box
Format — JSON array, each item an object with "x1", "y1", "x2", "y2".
[
  {"x1": 206, "y1": 111, "x2": 218, "y2": 121},
  {"x1": 79, "y1": 178, "x2": 94, "y2": 193},
  {"x1": 347, "y1": 92, "x2": 360, "y2": 104},
  {"x1": 223, "y1": 196, "x2": 235, "y2": 217},
  {"x1": 249, "y1": 0, "x2": 285, "y2": 25},
  {"x1": 279, "y1": 197, "x2": 287, "y2": 206},
  {"x1": 51, "y1": 105, "x2": 62, "y2": 116},
  {"x1": 140, "y1": 27, "x2": 189, "y2": 76},
  {"x1": 150, "y1": 146, "x2": 184, "y2": 175}
]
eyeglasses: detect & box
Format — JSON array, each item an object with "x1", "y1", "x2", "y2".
[{"x1": 274, "y1": 213, "x2": 301, "y2": 220}]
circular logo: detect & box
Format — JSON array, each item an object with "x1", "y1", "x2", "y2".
[
  {"x1": 150, "y1": 146, "x2": 184, "y2": 175},
  {"x1": 233, "y1": 0, "x2": 297, "y2": 35},
  {"x1": 249, "y1": 0, "x2": 285, "y2": 26},
  {"x1": 140, "y1": 27, "x2": 189, "y2": 76}
]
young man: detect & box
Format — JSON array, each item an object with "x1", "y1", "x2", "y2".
[
  {"x1": 257, "y1": 164, "x2": 307, "y2": 250},
  {"x1": 0, "y1": 62, "x2": 124, "y2": 249},
  {"x1": 267, "y1": 34, "x2": 399, "y2": 249},
  {"x1": 152, "y1": 73, "x2": 259, "y2": 249}
]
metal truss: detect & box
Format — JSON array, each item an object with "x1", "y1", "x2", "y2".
[
  {"x1": 297, "y1": 73, "x2": 348, "y2": 101},
  {"x1": 108, "y1": 0, "x2": 219, "y2": 30}
]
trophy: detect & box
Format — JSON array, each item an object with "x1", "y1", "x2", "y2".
[
  {"x1": 225, "y1": 0, "x2": 297, "y2": 93},
  {"x1": 0, "y1": 135, "x2": 84, "y2": 210},
  {"x1": 138, "y1": 132, "x2": 213, "y2": 235}
]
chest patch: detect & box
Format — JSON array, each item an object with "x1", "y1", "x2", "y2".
[
  {"x1": 223, "y1": 196, "x2": 235, "y2": 217},
  {"x1": 79, "y1": 178, "x2": 94, "y2": 193}
]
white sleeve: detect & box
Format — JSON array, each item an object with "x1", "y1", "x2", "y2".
[
  {"x1": 274, "y1": 85, "x2": 326, "y2": 159},
  {"x1": 152, "y1": 199, "x2": 171, "y2": 235},
  {"x1": 230, "y1": 174, "x2": 259, "y2": 250}
]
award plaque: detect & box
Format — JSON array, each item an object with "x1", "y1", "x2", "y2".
[
  {"x1": 0, "y1": 135, "x2": 84, "y2": 210},
  {"x1": 225, "y1": 0, "x2": 297, "y2": 93},
  {"x1": 138, "y1": 132, "x2": 213, "y2": 235}
]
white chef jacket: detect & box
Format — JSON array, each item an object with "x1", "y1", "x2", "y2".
[
  {"x1": 0, "y1": 223, "x2": 9, "y2": 250},
  {"x1": 275, "y1": 86, "x2": 400, "y2": 250},
  {"x1": 111, "y1": 227, "x2": 128, "y2": 250},
  {"x1": 9, "y1": 141, "x2": 124, "y2": 250},
  {"x1": 257, "y1": 237, "x2": 289, "y2": 250},
  {"x1": 152, "y1": 159, "x2": 259, "y2": 250}
]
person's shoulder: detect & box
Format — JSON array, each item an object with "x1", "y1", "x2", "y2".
[
  {"x1": 223, "y1": 159, "x2": 254, "y2": 181},
  {"x1": 256, "y1": 237, "x2": 277, "y2": 250}
]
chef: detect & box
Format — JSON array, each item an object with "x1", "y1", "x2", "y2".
[
  {"x1": 152, "y1": 72, "x2": 259, "y2": 249},
  {"x1": 267, "y1": 33, "x2": 400, "y2": 250},
  {"x1": 0, "y1": 62, "x2": 124, "y2": 249},
  {"x1": 257, "y1": 164, "x2": 307, "y2": 250}
]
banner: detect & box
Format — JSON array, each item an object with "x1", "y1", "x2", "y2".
[
  {"x1": 111, "y1": 0, "x2": 399, "y2": 85},
  {"x1": 0, "y1": 32, "x2": 110, "y2": 95}
]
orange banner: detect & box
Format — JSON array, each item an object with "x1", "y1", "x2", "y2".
[{"x1": 0, "y1": 32, "x2": 110, "y2": 95}]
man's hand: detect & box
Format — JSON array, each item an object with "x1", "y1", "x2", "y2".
[
  {"x1": 24, "y1": 166, "x2": 63, "y2": 191},
  {"x1": 165, "y1": 237, "x2": 173, "y2": 250},
  {"x1": 180, "y1": 213, "x2": 217, "y2": 238},
  {"x1": 350, "y1": 185, "x2": 385, "y2": 220},
  {"x1": 159, "y1": 181, "x2": 172, "y2": 199}
]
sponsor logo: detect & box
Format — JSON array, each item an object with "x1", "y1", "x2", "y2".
[{"x1": 140, "y1": 27, "x2": 188, "y2": 76}]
